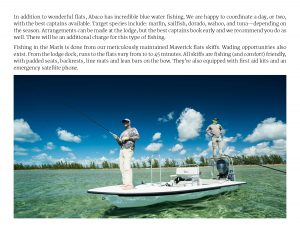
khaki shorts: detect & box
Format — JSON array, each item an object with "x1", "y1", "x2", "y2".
[{"x1": 212, "y1": 136, "x2": 222, "y2": 148}]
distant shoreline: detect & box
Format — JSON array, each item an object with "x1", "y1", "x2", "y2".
[{"x1": 14, "y1": 164, "x2": 286, "y2": 171}]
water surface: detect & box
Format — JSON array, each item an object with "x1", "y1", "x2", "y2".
[{"x1": 14, "y1": 165, "x2": 286, "y2": 218}]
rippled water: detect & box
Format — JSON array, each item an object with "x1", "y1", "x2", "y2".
[{"x1": 14, "y1": 165, "x2": 286, "y2": 218}]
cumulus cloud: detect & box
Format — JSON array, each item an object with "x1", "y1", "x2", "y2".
[
  {"x1": 16, "y1": 153, "x2": 110, "y2": 166},
  {"x1": 242, "y1": 139, "x2": 286, "y2": 157},
  {"x1": 32, "y1": 147, "x2": 42, "y2": 152},
  {"x1": 195, "y1": 133, "x2": 241, "y2": 157},
  {"x1": 14, "y1": 145, "x2": 28, "y2": 156},
  {"x1": 169, "y1": 144, "x2": 187, "y2": 155},
  {"x1": 222, "y1": 133, "x2": 242, "y2": 149},
  {"x1": 45, "y1": 142, "x2": 55, "y2": 150},
  {"x1": 152, "y1": 132, "x2": 161, "y2": 141},
  {"x1": 20, "y1": 152, "x2": 78, "y2": 165},
  {"x1": 14, "y1": 119, "x2": 41, "y2": 143},
  {"x1": 198, "y1": 149, "x2": 210, "y2": 157},
  {"x1": 176, "y1": 108, "x2": 204, "y2": 142},
  {"x1": 271, "y1": 139, "x2": 286, "y2": 155},
  {"x1": 28, "y1": 153, "x2": 62, "y2": 165},
  {"x1": 223, "y1": 134, "x2": 241, "y2": 143},
  {"x1": 109, "y1": 148, "x2": 118, "y2": 155},
  {"x1": 67, "y1": 152, "x2": 76, "y2": 160},
  {"x1": 179, "y1": 149, "x2": 187, "y2": 155},
  {"x1": 169, "y1": 144, "x2": 184, "y2": 152},
  {"x1": 76, "y1": 156, "x2": 119, "y2": 167},
  {"x1": 244, "y1": 117, "x2": 286, "y2": 142},
  {"x1": 223, "y1": 146, "x2": 237, "y2": 156},
  {"x1": 145, "y1": 143, "x2": 163, "y2": 152},
  {"x1": 60, "y1": 146, "x2": 72, "y2": 152},
  {"x1": 242, "y1": 142, "x2": 271, "y2": 156},
  {"x1": 57, "y1": 128, "x2": 81, "y2": 143},
  {"x1": 158, "y1": 111, "x2": 174, "y2": 123}
]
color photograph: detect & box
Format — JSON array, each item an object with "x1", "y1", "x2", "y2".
[{"x1": 14, "y1": 75, "x2": 286, "y2": 218}]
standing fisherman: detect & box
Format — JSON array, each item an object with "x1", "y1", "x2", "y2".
[
  {"x1": 206, "y1": 118, "x2": 223, "y2": 158},
  {"x1": 112, "y1": 118, "x2": 140, "y2": 190}
]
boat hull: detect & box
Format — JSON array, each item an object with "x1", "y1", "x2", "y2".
[
  {"x1": 104, "y1": 185, "x2": 239, "y2": 208},
  {"x1": 88, "y1": 181, "x2": 246, "y2": 208}
]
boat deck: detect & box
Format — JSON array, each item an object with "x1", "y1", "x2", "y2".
[{"x1": 87, "y1": 179, "x2": 246, "y2": 196}]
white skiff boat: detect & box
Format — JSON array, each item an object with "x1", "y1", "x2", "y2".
[{"x1": 88, "y1": 156, "x2": 246, "y2": 208}]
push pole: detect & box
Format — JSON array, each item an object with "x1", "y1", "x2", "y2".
[
  {"x1": 150, "y1": 156, "x2": 153, "y2": 185},
  {"x1": 159, "y1": 154, "x2": 162, "y2": 185}
]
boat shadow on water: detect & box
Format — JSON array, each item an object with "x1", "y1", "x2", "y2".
[{"x1": 102, "y1": 192, "x2": 231, "y2": 218}]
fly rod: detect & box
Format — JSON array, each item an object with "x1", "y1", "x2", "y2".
[
  {"x1": 257, "y1": 164, "x2": 286, "y2": 174},
  {"x1": 230, "y1": 155, "x2": 286, "y2": 174},
  {"x1": 63, "y1": 102, "x2": 114, "y2": 135}
]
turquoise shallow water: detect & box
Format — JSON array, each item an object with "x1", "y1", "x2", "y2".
[{"x1": 14, "y1": 165, "x2": 286, "y2": 218}]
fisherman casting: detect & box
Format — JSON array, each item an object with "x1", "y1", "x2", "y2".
[
  {"x1": 112, "y1": 118, "x2": 140, "y2": 190},
  {"x1": 206, "y1": 118, "x2": 223, "y2": 157}
]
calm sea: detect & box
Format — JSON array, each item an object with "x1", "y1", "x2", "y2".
[{"x1": 14, "y1": 165, "x2": 286, "y2": 218}]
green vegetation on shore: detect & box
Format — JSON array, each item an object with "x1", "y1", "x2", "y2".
[{"x1": 14, "y1": 154, "x2": 285, "y2": 170}]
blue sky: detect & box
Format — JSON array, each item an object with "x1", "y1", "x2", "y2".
[{"x1": 14, "y1": 75, "x2": 286, "y2": 165}]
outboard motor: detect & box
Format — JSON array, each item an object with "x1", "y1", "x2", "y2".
[{"x1": 216, "y1": 159, "x2": 229, "y2": 179}]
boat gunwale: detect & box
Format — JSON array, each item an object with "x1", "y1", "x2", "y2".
[{"x1": 87, "y1": 182, "x2": 246, "y2": 197}]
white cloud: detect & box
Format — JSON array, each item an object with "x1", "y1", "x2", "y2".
[
  {"x1": 169, "y1": 144, "x2": 184, "y2": 152},
  {"x1": 169, "y1": 144, "x2": 187, "y2": 155},
  {"x1": 145, "y1": 143, "x2": 163, "y2": 152},
  {"x1": 223, "y1": 146, "x2": 237, "y2": 156},
  {"x1": 14, "y1": 153, "x2": 28, "y2": 157},
  {"x1": 14, "y1": 119, "x2": 41, "y2": 143},
  {"x1": 244, "y1": 117, "x2": 286, "y2": 142},
  {"x1": 57, "y1": 128, "x2": 81, "y2": 143},
  {"x1": 196, "y1": 147, "x2": 202, "y2": 152},
  {"x1": 32, "y1": 147, "x2": 42, "y2": 152},
  {"x1": 195, "y1": 133, "x2": 241, "y2": 157},
  {"x1": 223, "y1": 135, "x2": 239, "y2": 143},
  {"x1": 152, "y1": 132, "x2": 161, "y2": 141},
  {"x1": 16, "y1": 153, "x2": 111, "y2": 166},
  {"x1": 242, "y1": 139, "x2": 286, "y2": 157},
  {"x1": 100, "y1": 156, "x2": 108, "y2": 162},
  {"x1": 29, "y1": 153, "x2": 62, "y2": 165},
  {"x1": 60, "y1": 146, "x2": 72, "y2": 152},
  {"x1": 158, "y1": 111, "x2": 174, "y2": 123},
  {"x1": 242, "y1": 142, "x2": 271, "y2": 156},
  {"x1": 45, "y1": 142, "x2": 55, "y2": 150},
  {"x1": 14, "y1": 145, "x2": 28, "y2": 156},
  {"x1": 179, "y1": 149, "x2": 187, "y2": 155},
  {"x1": 271, "y1": 139, "x2": 286, "y2": 154},
  {"x1": 198, "y1": 149, "x2": 210, "y2": 157},
  {"x1": 176, "y1": 108, "x2": 204, "y2": 142},
  {"x1": 222, "y1": 133, "x2": 242, "y2": 148},
  {"x1": 109, "y1": 148, "x2": 118, "y2": 155},
  {"x1": 75, "y1": 156, "x2": 111, "y2": 167},
  {"x1": 14, "y1": 145, "x2": 27, "y2": 152},
  {"x1": 67, "y1": 152, "x2": 76, "y2": 160}
]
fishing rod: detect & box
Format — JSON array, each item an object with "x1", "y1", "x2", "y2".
[
  {"x1": 256, "y1": 164, "x2": 286, "y2": 174},
  {"x1": 63, "y1": 102, "x2": 114, "y2": 136},
  {"x1": 228, "y1": 154, "x2": 286, "y2": 174}
]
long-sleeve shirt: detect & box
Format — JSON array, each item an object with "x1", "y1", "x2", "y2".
[
  {"x1": 118, "y1": 127, "x2": 140, "y2": 150},
  {"x1": 206, "y1": 124, "x2": 223, "y2": 138}
]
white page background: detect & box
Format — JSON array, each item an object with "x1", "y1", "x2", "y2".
[{"x1": 0, "y1": 0, "x2": 299, "y2": 231}]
